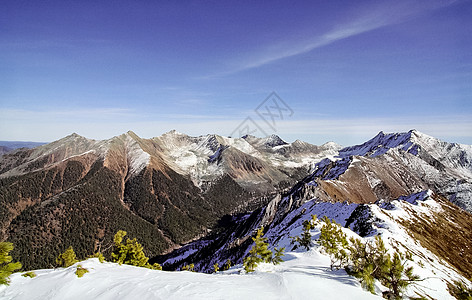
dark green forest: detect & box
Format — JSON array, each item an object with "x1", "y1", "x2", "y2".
[{"x1": 0, "y1": 156, "x2": 265, "y2": 270}]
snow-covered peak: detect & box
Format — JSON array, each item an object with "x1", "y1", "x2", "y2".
[
  {"x1": 338, "y1": 130, "x2": 419, "y2": 158},
  {"x1": 163, "y1": 129, "x2": 186, "y2": 136},
  {"x1": 195, "y1": 134, "x2": 221, "y2": 153},
  {"x1": 242, "y1": 134, "x2": 287, "y2": 149},
  {"x1": 262, "y1": 134, "x2": 288, "y2": 148},
  {"x1": 320, "y1": 141, "x2": 342, "y2": 151}
]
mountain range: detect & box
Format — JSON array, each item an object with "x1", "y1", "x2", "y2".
[
  {"x1": 154, "y1": 131, "x2": 472, "y2": 277},
  {"x1": 0, "y1": 129, "x2": 471, "y2": 298},
  {"x1": 0, "y1": 130, "x2": 337, "y2": 270}
]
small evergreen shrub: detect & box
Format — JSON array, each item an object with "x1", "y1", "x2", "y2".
[
  {"x1": 381, "y1": 252, "x2": 420, "y2": 298},
  {"x1": 75, "y1": 265, "x2": 89, "y2": 278},
  {"x1": 221, "y1": 259, "x2": 231, "y2": 271},
  {"x1": 243, "y1": 227, "x2": 272, "y2": 272},
  {"x1": 243, "y1": 226, "x2": 285, "y2": 273},
  {"x1": 0, "y1": 242, "x2": 22, "y2": 285},
  {"x1": 89, "y1": 252, "x2": 105, "y2": 263},
  {"x1": 347, "y1": 236, "x2": 389, "y2": 293},
  {"x1": 347, "y1": 236, "x2": 420, "y2": 298},
  {"x1": 291, "y1": 215, "x2": 317, "y2": 250},
  {"x1": 318, "y1": 217, "x2": 349, "y2": 270},
  {"x1": 56, "y1": 246, "x2": 78, "y2": 268},
  {"x1": 447, "y1": 280, "x2": 472, "y2": 300},
  {"x1": 148, "y1": 263, "x2": 163, "y2": 270},
  {"x1": 21, "y1": 271, "x2": 36, "y2": 278},
  {"x1": 270, "y1": 247, "x2": 286, "y2": 265},
  {"x1": 181, "y1": 263, "x2": 195, "y2": 272},
  {"x1": 111, "y1": 230, "x2": 162, "y2": 270}
]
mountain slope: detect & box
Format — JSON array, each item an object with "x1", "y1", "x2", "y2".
[
  {"x1": 305, "y1": 130, "x2": 472, "y2": 211},
  {"x1": 157, "y1": 189, "x2": 472, "y2": 299},
  {"x1": 3, "y1": 190, "x2": 470, "y2": 300},
  {"x1": 1, "y1": 128, "x2": 471, "y2": 280},
  {"x1": 0, "y1": 131, "x2": 328, "y2": 270},
  {"x1": 155, "y1": 130, "x2": 472, "y2": 298}
]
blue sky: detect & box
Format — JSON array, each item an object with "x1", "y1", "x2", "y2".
[{"x1": 1, "y1": 0, "x2": 471, "y2": 146}]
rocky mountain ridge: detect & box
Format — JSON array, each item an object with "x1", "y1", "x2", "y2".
[
  {"x1": 0, "y1": 130, "x2": 331, "y2": 270},
  {"x1": 154, "y1": 130, "x2": 472, "y2": 297},
  {"x1": 1, "y1": 129, "x2": 471, "y2": 276}
]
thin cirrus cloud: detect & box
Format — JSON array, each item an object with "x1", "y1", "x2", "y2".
[
  {"x1": 238, "y1": 19, "x2": 387, "y2": 72},
  {"x1": 227, "y1": 0, "x2": 458, "y2": 74}
]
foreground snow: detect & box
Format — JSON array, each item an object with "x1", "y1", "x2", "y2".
[
  {"x1": 0, "y1": 253, "x2": 382, "y2": 300},
  {"x1": 1, "y1": 193, "x2": 469, "y2": 299}
]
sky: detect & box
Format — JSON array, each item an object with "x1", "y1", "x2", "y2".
[{"x1": 1, "y1": 0, "x2": 471, "y2": 146}]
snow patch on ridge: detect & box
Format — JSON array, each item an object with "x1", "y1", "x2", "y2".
[
  {"x1": 338, "y1": 130, "x2": 419, "y2": 158},
  {"x1": 125, "y1": 135, "x2": 150, "y2": 175}
]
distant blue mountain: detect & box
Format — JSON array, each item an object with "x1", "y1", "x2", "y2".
[{"x1": 0, "y1": 141, "x2": 46, "y2": 150}]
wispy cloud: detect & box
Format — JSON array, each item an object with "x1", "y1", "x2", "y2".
[
  {"x1": 219, "y1": 0, "x2": 459, "y2": 75},
  {"x1": 239, "y1": 19, "x2": 387, "y2": 71}
]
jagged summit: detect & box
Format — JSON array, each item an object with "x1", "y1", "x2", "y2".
[
  {"x1": 67, "y1": 132, "x2": 83, "y2": 138},
  {"x1": 320, "y1": 141, "x2": 341, "y2": 150},
  {"x1": 57, "y1": 132, "x2": 90, "y2": 142},
  {"x1": 162, "y1": 129, "x2": 187, "y2": 137},
  {"x1": 253, "y1": 134, "x2": 288, "y2": 148},
  {"x1": 338, "y1": 130, "x2": 420, "y2": 158},
  {"x1": 125, "y1": 130, "x2": 140, "y2": 138}
]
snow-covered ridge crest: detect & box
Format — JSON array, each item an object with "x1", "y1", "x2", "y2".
[
  {"x1": 338, "y1": 130, "x2": 419, "y2": 158},
  {"x1": 158, "y1": 189, "x2": 471, "y2": 299},
  {"x1": 124, "y1": 133, "x2": 151, "y2": 175}
]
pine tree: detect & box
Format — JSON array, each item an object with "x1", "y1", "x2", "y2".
[
  {"x1": 213, "y1": 263, "x2": 219, "y2": 273},
  {"x1": 0, "y1": 242, "x2": 22, "y2": 285},
  {"x1": 291, "y1": 215, "x2": 317, "y2": 250},
  {"x1": 243, "y1": 246, "x2": 262, "y2": 273},
  {"x1": 347, "y1": 235, "x2": 419, "y2": 297},
  {"x1": 181, "y1": 263, "x2": 195, "y2": 272},
  {"x1": 75, "y1": 265, "x2": 89, "y2": 278},
  {"x1": 271, "y1": 247, "x2": 285, "y2": 265},
  {"x1": 447, "y1": 280, "x2": 472, "y2": 300},
  {"x1": 348, "y1": 237, "x2": 376, "y2": 293},
  {"x1": 56, "y1": 246, "x2": 78, "y2": 268},
  {"x1": 243, "y1": 226, "x2": 272, "y2": 272},
  {"x1": 111, "y1": 230, "x2": 161, "y2": 270},
  {"x1": 371, "y1": 236, "x2": 390, "y2": 280},
  {"x1": 319, "y1": 217, "x2": 349, "y2": 270},
  {"x1": 21, "y1": 271, "x2": 36, "y2": 278},
  {"x1": 348, "y1": 236, "x2": 390, "y2": 293},
  {"x1": 112, "y1": 230, "x2": 148, "y2": 266},
  {"x1": 222, "y1": 259, "x2": 231, "y2": 271},
  {"x1": 148, "y1": 263, "x2": 162, "y2": 270},
  {"x1": 381, "y1": 252, "x2": 420, "y2": 299}
]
